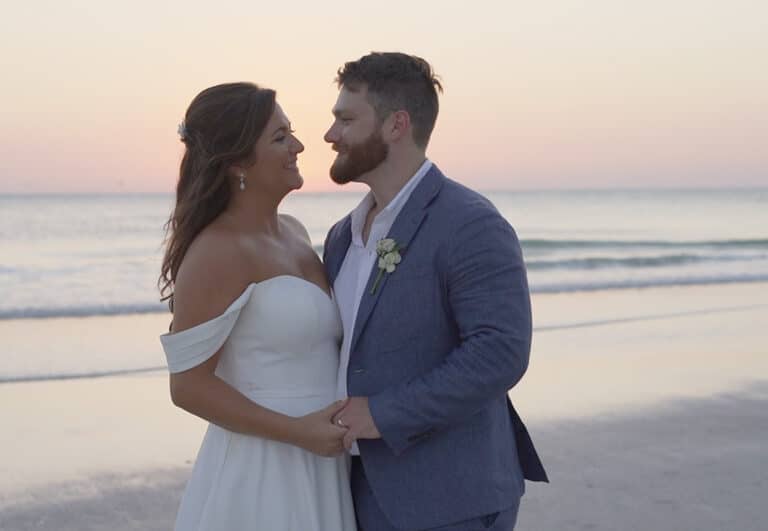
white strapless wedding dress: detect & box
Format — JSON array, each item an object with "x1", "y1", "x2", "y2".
[{"x1": 160, "y1": 276, "x2": 357, "y2": 531}]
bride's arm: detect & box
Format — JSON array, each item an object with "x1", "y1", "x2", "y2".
[
  {"x1": 170, "y1": 358, "x2": 347, "y2": 457},
  {"x1": 167, "y1": 233, "x2": 347, "y2": 456}
]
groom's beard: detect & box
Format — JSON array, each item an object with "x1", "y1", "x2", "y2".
[{"x1": 329, "y1": 130, "x2": 389, "y2": 184}]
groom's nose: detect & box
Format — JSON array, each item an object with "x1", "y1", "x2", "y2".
[{"x1": 324, "y1": 123, "x2": 339, "y2": 144}]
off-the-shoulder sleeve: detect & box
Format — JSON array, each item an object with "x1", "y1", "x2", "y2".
[{"x1": 159, "y1": 285, "x2": 254, "y2": 373}]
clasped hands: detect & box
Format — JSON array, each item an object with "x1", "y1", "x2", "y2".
[
  {"x1": 332, "y1": 396, "x2": 381, "y2": 450},
  {"x1": 297, "y1": 396, "x2": 380, "y2": 457}
]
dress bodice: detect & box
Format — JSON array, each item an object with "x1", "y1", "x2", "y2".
[{"x1": 160, "y1": 276, "x2": 342, "y2": 398}]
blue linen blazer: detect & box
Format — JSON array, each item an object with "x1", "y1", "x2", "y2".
[{"x1": 323, "y1": 165, "x2": 547, "y2": 530}]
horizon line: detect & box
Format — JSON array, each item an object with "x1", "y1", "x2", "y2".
[{"x1": 2, "y1": 185, "x2": 768, "y2": 197}]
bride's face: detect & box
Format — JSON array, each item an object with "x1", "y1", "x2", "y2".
[{"x1": 246, "y1": 104, "x2": 305, "y2": 193}]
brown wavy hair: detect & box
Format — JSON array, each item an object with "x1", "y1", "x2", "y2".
[{"x1": 159, "y1": 82, "x2": 276, "y2": 309}]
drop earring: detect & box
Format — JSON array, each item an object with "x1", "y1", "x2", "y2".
[{"x1": 239, "y1": 174, "x2": 246, "y2": 191}]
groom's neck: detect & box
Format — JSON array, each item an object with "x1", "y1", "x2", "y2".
[{"x1": 365, "y1": 150, "x2": 426, "y2": 211}]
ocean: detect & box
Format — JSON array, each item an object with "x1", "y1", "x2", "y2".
[
  {"x1": 2, "y1": 189, "x2": 767, "y2": 381},
  {"x1": 2, "y1": 189, "x2": 767, "y2": 320}
]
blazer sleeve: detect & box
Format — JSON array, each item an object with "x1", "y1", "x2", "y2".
[{"x1": 368, "y1": 207, "x2": 532, "y2": 455}]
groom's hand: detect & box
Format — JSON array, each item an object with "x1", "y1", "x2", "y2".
[{"x1": 333, "y1": 396, "x2": 381, "y2": 450}]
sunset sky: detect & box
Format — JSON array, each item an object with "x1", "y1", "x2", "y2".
[{"x1": 1, "y1": 0, "x2": 766, "y2": 193}]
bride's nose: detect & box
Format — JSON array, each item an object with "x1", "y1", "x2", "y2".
[{"x1": 291, "y1": 136, "x2": 305, "y2": 154}]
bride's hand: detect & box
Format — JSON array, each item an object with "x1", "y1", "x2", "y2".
[{"x1": 293, "y1": 399, "x2": 349, "y2": 457}]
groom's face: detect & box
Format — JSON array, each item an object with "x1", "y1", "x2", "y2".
[{"x1": 325, "y1": 86, "x2": 389, "y2": 184}]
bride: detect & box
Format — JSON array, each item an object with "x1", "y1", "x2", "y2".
[{"x1": 158, "y1": 82, "x2": 356, "y2": 530}]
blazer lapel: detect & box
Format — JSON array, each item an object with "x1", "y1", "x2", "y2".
[
  {"x1": 350, "y1": 166, "x2": 444, "y2": 353},
  {"x1": 325, "y1": 216, "x2": 352, "y2": 285}
]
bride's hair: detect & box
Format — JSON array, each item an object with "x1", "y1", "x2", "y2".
[{"x1": 159, "y1": 82, "x2": 276, "y2": 310}]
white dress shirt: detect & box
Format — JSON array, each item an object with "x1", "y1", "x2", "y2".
[{"x1": 333, "y1": 159, "x2": 432, "y2": 454}]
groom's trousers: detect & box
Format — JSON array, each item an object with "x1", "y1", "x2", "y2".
[{"x1": 350, "y1": 457, "x2": 520, "y2": 531}]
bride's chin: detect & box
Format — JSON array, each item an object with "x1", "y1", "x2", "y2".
[{"x1": 289, "y1": 174, "x2": 304, "y2": 191}]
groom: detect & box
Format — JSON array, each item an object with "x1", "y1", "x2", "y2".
[{"x1": 324, "y1": 52, "x2": 547, "y2": 531}]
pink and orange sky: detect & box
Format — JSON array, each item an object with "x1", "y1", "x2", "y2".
[{"x1": 0, "y1": 0, "x2": 766, "y2": 193}]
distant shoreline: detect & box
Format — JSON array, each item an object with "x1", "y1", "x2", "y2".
[
  {"x1": 2, "y1": 186, "x2": 768, "y2": 197},
  {"x1": 3, "y1": 281, "x2": 767, "y2": 384},
  {"x1": 2, "y1": 277, "x2": 767, "y2": 323}
]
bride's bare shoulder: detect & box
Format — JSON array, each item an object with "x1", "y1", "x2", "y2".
[
  {"x1": 171, "y1": 224, "x2": 248, "y2": 332},
  {"x1": 279, "y1": 214, "x2": 311, "y2": 244}
]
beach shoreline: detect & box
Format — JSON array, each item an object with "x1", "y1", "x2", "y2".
[
  {"x1": 1, "y1": 282, "x2": 767, "y2": 530},
  {"x1": 3, "y1": 382, "x2": 766, "y2": 531}
]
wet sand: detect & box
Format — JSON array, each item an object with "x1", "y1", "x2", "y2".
[{"x1": 1, "y1": 282, "x2": 766, "y2": 530}]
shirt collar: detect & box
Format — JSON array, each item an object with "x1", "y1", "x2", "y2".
[{"x1": 349, "y1": 159, "x2": 432, "y2": 247}]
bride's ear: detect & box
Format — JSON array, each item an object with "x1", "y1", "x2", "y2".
[{"x1": 228, "y1": 165, "x2": 245, "y2": 179}]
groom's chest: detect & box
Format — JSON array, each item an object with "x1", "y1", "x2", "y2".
[
  {"x1": 332, "y1": 211, "x2": 397, "y2": 318},
  {"x1": 337, "y1": 228, "x2": 448, "y2": 347},
  {"x1": 333, "y1": 243, "x2": 377, "y2": 331}
]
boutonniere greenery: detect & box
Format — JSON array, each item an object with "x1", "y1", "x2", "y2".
[{"x1": 370, "y1": 238, "x2": 403, "y2": 295}]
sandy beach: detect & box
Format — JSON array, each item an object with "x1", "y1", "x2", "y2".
[{"x1": 1, "y1": 282, "x2": 767, "y2": 530}]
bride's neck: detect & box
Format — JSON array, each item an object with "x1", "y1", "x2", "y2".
[{"x1": 225, "y1": 193, "x2": 281, "y2": 235}]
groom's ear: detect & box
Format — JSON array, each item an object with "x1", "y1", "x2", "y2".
[{"x1": 385, "y1": 110, "x2": 411, "y2": 143}]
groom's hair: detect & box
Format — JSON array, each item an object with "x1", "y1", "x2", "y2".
[{"x1": 335, "y1": 52, "x2": 443, "y2": 148}]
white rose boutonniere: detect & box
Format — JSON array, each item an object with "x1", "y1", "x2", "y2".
[{"x1": 370, "y1": 238, "x2": 403, "y2": 295}]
